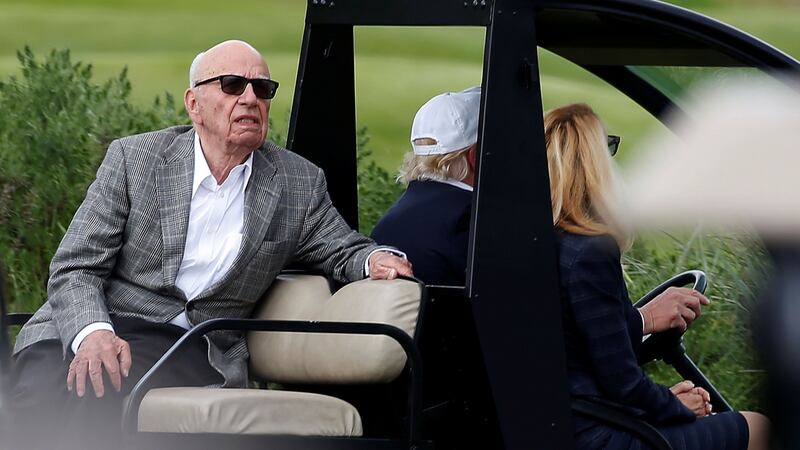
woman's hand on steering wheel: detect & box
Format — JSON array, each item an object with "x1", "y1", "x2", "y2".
[{"x1": 639, "y1": 287, "x2": 710, "y2": 335}]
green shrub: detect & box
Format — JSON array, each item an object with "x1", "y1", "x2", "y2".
[
  {"x1": 356, "y1": 127, "x2": 405, "y2": 235},
  {"x1": 0, "y1": 47, "x2": 188, "y2": 314}
]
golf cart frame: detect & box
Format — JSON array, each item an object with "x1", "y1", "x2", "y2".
[{"x1": 3, "y1": 1, "x2": 800, "y2": 449}]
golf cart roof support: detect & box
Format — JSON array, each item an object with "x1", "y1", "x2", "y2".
[
  {"x1": 532, "y1": 0, "x2": 799, "y2": 69},
  {"x1": 584, "y1": 65, "x2": 686, "y2": 121},
  {"x1": 287, "y1": 23, "x2": 360, "y2": 228},
  {"x1": 304, "y1": 0, "x2": 491, "y2": 26},
  {"x1": 467, "y1": 0, "x2": 575, "y2": 447}
]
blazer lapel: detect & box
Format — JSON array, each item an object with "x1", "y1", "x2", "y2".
[
  {"x1": 156, "y1": 130, "x2": 195, "y2": 288},
  {"x1": 199, "y1": 147, "x2": 282, "y2": 298}
]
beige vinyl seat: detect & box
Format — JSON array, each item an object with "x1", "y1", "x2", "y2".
[{"x1": 131, "y1": 274, "x2": 423, "y2": 438}]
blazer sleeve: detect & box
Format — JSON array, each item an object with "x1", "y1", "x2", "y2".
[
  {"x1": 567, "y1": 236, "x2": 695, "y2": 424},
  {"x1": 292, "y1": 167, "x2": 378, "y2": 283},
  {"x1": 46, "y1": 139, "x2": 130, "y2": 353}
]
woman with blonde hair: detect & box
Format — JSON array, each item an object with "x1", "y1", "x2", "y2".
[{"x1": 548, "y1": 103, "x2": 768, "y2": 450}]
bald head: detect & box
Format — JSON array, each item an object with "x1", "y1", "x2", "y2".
[
  {"x1": 184, "y1": 39, "x2": 273, "y2": 163},
  {"x1": 189, "y1": 40, "x2": 267, "y2": 87}
]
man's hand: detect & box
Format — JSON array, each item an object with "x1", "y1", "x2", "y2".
[
  {"x1": 671, "y1": 380, "x2": 713, "y2": 417},
  {"x1": 67, "y1": 330, "x2": 131, "y2": 398},
  {"x1": 639, "y1": 287, "x2": 710, "y2": 334},
  {"x1": 368, "y1": 251, "x2": 413, "y2": 280}
]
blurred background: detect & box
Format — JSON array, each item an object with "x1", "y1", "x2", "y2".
[{"x1": 1, "y1": 0, "x2": 799, "y2": 412}]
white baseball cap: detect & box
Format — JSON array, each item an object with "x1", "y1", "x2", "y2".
[{"x1": 411, "y1": 86, "x2": 481, "y2": 156}]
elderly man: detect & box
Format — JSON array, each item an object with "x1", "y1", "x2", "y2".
[{"x1": 9, "y1": 40, "x2": 411, "y2": 450}]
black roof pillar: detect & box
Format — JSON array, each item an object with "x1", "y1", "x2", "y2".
[
  {"x1": 287, "y1": 23, "x2": 359, "y2": 229},
  {"x1": 468, "y1": 0, "x2": 574, "y2": 447}
]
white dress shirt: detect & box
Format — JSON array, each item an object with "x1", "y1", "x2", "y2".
[{"x1": 169, "y1": 134, "x2": 253, "y2": 328}]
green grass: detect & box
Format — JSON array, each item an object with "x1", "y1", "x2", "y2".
[
  {"x1": 0, "y1": 0, "x2": 307, "y2": 149},
  {"x1": 2, "y1": 0, "x2": 799, "y2": 169}
]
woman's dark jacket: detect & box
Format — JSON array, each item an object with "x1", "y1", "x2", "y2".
[{"x1": 557, "y1": 231, "x2": 695, "y2": 432}]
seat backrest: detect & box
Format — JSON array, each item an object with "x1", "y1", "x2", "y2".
[{"x1": 246, "y1": 274, "x2": 422, "y2": 385}]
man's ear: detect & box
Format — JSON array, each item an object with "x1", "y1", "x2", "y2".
[
  {"x1": 184, "y1": 88, "x2": 202, "y2": 125},
  {"x1": 467, "y1": 144, "x2": 478, "y2": 170}
]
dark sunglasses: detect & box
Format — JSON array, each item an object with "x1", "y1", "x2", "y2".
[
  {"x1": 193, "y1": 75, "x2": 279, "y2": 100},
  {"x1": 607, "y1": 134, "x2": 621, "y2": 156}
]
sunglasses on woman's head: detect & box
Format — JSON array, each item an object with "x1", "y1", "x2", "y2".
[
  {"x1": 193, "y1": 75, "x2": 279, "y2": 100},
  {"x1": 607, "y1": 134, "x2": 621, "y2": 156}
]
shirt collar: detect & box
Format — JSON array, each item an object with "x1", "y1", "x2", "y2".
[
  {"x1": 192, "y1": 132, "x2": 254, "y2": 197},
  {"x1": 440, "y1": 178, "x2": 474, "y2": 192}
]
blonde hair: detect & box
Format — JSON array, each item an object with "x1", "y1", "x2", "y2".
[
  {"x1": 544, "y1": 103, "x2": 626, "y2": 246},
  {"x1": 397, "y1": 143, "x2": 472, "y2": 184}
]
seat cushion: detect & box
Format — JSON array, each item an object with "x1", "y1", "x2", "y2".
[
  {"x1": 248, "y1": 275, "x2": 422, "y2": 384},
  {"x1": 137, "y1": 387, "x2": 362, "y2": 436}
]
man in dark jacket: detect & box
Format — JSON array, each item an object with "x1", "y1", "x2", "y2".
[{"x1": 372, "y1": 87, "x2": 480, "y2": 286}]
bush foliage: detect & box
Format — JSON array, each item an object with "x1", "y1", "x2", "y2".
[
  {"x1": 0, "y1": 49, "x2": 768, "y2": 411},
  {"x1": 356, "y1": 127, "x2": 405, "y2": 236},
  {"x1": 0, "y1": 47, "x2": 188, "y2": 314}
]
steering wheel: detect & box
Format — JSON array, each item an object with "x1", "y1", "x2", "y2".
[
  {"x1": 632, "y1": 270, "x2": 707, "y2": 366},
  {"x1": 631, "y1": 270, "x2": 733, "y2": 412}
]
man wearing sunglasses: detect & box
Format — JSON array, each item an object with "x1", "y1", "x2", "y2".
[{"x1": 8, "y1": 40, "x2": 412, "y2": 450}]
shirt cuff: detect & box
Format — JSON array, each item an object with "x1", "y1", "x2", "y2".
[
  {"x1": 71, "y1": 322, "x2": 115, "y2": 354},
  {"x1": 364, "y1": 248, "x2": 407, "y2": 277}
]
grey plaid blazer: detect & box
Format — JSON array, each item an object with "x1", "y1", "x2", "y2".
[{"x1": 14, "y1": 125, "x2": 379, "y2": 387}]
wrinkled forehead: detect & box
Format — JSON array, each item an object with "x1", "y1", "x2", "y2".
[{"x1": 198, "y1": 45, "x2": 270, "y2": 79}]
